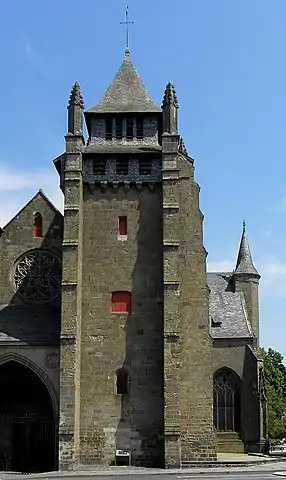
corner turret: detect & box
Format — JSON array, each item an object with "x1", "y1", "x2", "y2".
[
  {"x1": 161, "y1": 81, "x2": 179, "y2": 135},
  {"x1": 233, "y1": 222, "x2": 260, "y2": 347},
  {"x1": 67, "y1": 81, "x2": 84, "y2": 136}
]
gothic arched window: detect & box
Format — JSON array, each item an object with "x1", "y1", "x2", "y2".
[
  {"x1": 116, "y1": 369, "x2": 129, "y2": 395},
  {"x1": 213, "y1": 367, "x2": 241, "y2": 432},
  {"x1": 33, "y1": 212, "x2": 43, "y2": 238}
]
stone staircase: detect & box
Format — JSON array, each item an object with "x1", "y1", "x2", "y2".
[{"x1": 217, "y1": 432, "x2": 245, "y2": 453}]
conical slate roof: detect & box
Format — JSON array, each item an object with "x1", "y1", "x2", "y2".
[
  {"x1": 234, "y1": 222, "x2": 260, "y2": 276},
  {"x1": 86, "y1": 52, "x2": 161, "y2": 114}
]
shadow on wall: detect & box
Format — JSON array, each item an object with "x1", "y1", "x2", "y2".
[
  {"x1": 115, "y1": 188, "x2": 165, "y2": 468},
  {"x1": 0, "y1": 213, "x2": 62, "y2": 344},
  {"x1": 0, "y1": 210, "x2": 63, "y2": 473},
  {"x1": 242, "y1": 345, "x2": 263, "y2": 452}
]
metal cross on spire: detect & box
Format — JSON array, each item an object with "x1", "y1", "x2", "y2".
[{"x1": 120, "y1": 5, "x2": 134, "y2": 55}]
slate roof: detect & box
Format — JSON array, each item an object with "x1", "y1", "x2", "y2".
[
  {"x1": 0, "y1": 304, "x2": 60, "y2": 344},
  {"x1": 86, "y1": 52, "x2": 161, "y2": 114},
  {"x1": 207, "y1": 272, "x2": 253, "y2": 339}
]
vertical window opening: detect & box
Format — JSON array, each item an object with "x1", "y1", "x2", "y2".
[
  {"x1": 116, "y1": 159, "x2": 129, "y2": 175},
  {"x1": 111, "y1": 291, "x2": 131, "y2": 314},
  {"x1": 139, "y1": 159, "x2": 152, "y2": 175},
  {"x1": 118, "y1": 216, "x2": 127, "y2": 236},
  {"x1": 116, "y1": 369, "x2": 129, "y2": 395},
  {"x1": 115, "y1": 118, "x2": 123, "y2": 140},
  {"x1": 105, "y1": 118, "x2": 113, "y2": 140},
  {"x1": 126, "y1": 118, "x2": 134, "y2": 140},
  {"x1": 136, "y1": 118, "x2": 144, "y2": 139},
  {"x1": 213, "y1": 368, "x2": 241, "y2": 432},
  {"x1": 93, "y1": 159, "x2": 106, "y2": 175},
  {"x1": 33, "y1": 212, "x2": 43, "y2": 238}
]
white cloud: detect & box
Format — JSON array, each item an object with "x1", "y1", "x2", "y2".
[
  {"x1": 0, "y1": 166, "x2": 63, "y2": 227},
  {"x1": 207, "y1": 260, "x2": 234, "y2": 272},
  {"x1": 0, "y1": 167, "x2": 58, "y2": 192}
]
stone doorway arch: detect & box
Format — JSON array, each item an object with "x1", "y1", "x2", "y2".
[{"x1": 0, "y1": 355, "x2": 58, "y2": 473}]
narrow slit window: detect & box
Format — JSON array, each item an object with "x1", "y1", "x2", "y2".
[
  {"x1": 126, "y1": 118, "x2": 134, "y2": 140},
  {"x1": 115, "y1": 118, "x2": 123, "y2": 140},
  {"x1": 33, "y1": 212, "x2": 43, "y2": 238},
  {"x1": 93, "y1": 159, "x2": 106, "y2": 175},
  {"x1": 116, "y1": 158, "x2": 128, "y2": 175},
  {"x1": 105, "y1": 118, "x2": 113, "y2": 140},
  {"x1": 136, "y1": 118, "x2": 144, "y2": 139},
  {"x1": 139, "y1": 159, "x2": 152, "y2": 175},
  {"x1": 118, "y1": 216, "x2": 127, "y2": 236},
  {"x1": 116, "y1": 369, "x2": 129, "y2": 395},
  {"x1": 111, "y1": 291, "x2": 131, "y2": 314}
]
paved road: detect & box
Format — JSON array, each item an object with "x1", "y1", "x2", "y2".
[
  {"x1": 0, "y1": 471, "x2": 283, "y2": 480},
  {"x1": 0, "y1": 469, "x2": 286, "y2": 480}
]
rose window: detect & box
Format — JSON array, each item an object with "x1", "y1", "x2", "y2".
[{"x1": 13, "y1": 250, "x2": 61, "y2": 304}]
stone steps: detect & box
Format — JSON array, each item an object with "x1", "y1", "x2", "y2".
[{"x1": 217, "y1": 432, "x2": 245, "y2": 453}]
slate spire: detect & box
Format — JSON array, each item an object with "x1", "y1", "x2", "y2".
[
  {"x1": 234, "y1": 221, "x2": 260, "y2": 276},
  {"x1": 86, "y1": 54, "x2": 161, "y2": 114},
  {"x1": 162, "y1": 81, "x2": 179, "y2": 135},
  {"x1": 67, "y1": 81, "x2": 84, "y2": 135}
]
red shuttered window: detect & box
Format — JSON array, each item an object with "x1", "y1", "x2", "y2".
[
  {"x1": 111, "y1": 291, "x2": 131, "y2": 314},
  {"x1": 118, "y1": 216, "x2": 127, "y2": 236}
]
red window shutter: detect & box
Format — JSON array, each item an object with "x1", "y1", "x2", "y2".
[
  {"x1": 33, "y1": 212, "x2": 43, "y2": 238},
  {"x1": 111, "y1": 291, "x2": 131, "y2": 313},
  {"x1": 118, "y1": 216, "x2": 127, "y2": 236}
]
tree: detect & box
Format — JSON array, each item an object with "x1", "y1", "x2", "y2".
[{"x1": 260, "y1": 347, "x2": 286, "y2": 440}]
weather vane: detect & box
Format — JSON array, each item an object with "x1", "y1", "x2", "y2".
[{"x1": 120, "y1": 5, "x2": 134, "y2": 54}]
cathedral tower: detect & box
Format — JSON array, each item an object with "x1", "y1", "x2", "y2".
[{"x1": 55, "y1": 49, "x2": 216, "y2": 468}]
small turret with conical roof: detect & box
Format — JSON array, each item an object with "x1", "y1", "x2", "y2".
[
  {"x1": 67, "y1": 81, "x2": 84, "y2": 136},
  {"x1": 233, "y1": 221, "x2": 260, "y2": 347},
  {"x1": 161, "y1": 81, "x2": 179, "y2": 135}
]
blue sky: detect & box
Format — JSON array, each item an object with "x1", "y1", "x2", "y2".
[{"x1": 1, "y1": 0, "x2": 286, "y2": 359}]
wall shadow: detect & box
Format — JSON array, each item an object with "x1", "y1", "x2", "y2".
[
  {"x1": 242, "y1": 345, "x2": 261, "y2": 452},
  {"x1": 0, "y1": 210, "x2": 63, "y2": 472},
  {"x1": 115, "y1": 186, "x2": 165, "y2": 467}
]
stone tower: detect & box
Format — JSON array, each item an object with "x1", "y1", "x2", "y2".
[
  {"x1": 233, "y1": 223, "x2": 260, "y2": 348},
  {"x1": 55, "y1": 50, "x2": 216, "y2": 469}
]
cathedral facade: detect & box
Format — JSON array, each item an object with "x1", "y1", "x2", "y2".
[{"x1": 0, "y1": 50, "x2": 267, "y2": 473}]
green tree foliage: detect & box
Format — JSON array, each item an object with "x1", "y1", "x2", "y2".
[{"x1": 260, "y1": 347, "x2": 286, "y2": 440}]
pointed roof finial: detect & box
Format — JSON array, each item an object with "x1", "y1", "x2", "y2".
[
  {"x1": 234, "y1": 222, "x2": 260, "y2": 277},
  {"x1": 68, "y1": 81, "x2": 84, "y2": 109},
  {"x1": 179, "y1": 137, "x2": 188, "y2": 156},
  {"x1": 161, "y1": 81, "x2": 179, "y2": 109},
  {"x1": 120, "y1": 5, "x2": 134, "y2": 56},
  {"x1": 242, "y1": 220, "x2": 246, "y2": 234}
]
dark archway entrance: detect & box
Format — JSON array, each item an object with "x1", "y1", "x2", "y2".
[{"x1": 0, "y1": 360, "x2": 56, "y2": 473}]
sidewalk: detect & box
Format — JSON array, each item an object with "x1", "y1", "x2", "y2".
[{"x1": 6, "y1": 454, "x2": 286, "y2": 479}]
